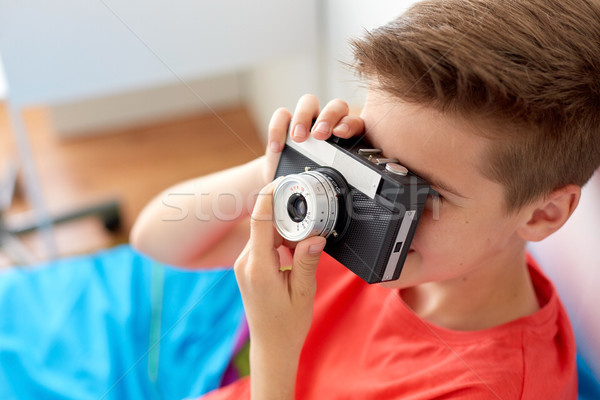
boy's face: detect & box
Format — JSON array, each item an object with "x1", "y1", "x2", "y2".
[{"x1": 361, "y1": 90, "x2": 529, "y2": 288}]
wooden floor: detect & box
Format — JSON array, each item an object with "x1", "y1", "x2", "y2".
[{"x1": 0, "y1": 102, "x2": 264, "y2": 267}]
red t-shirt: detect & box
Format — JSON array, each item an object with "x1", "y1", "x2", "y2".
[{"x1": 203, "y1": 254, "x2": 577, "y2": 399}]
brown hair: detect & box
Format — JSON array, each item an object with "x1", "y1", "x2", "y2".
[{"x1": 351, "y1": 0, "x2": 600, "y2": 210}]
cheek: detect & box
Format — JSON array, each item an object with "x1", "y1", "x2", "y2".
[
  {"x1": 412, "y1": 205, "x2": 518, "y2": 268},
  {"x1": 412, "y1": 214, "x2": 461, "y2": 258},
  {"x1": 390, "y1": 208, "x2": 503, "y2": 287},
  {"x1": 412, "y1": 208, "x2": 493, "y2": 262}
]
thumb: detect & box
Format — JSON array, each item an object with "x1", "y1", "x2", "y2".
[{"x1": 290, "y1": 236, "x2": 326, "y2": 292}]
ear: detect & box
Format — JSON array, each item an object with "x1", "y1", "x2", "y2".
[{"x1": 518, "y1": 185, "x2": 581, "y2": 242}]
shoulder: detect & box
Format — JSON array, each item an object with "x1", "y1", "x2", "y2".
[
  {"x1": 429, "y1": 257, "x2": 577, "y2": 398},
  {"x1": 517, "y1": 255, "x2": 578, "y2": 399},
  {"x1": 304, "y1": 254, "x2": 577, "y2": 400},
  {"x1": 441, "y1": 256, "x2": 577, "y2": 398}
]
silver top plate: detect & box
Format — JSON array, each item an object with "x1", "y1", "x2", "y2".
[{"x1": 285, "y1": 135, "x2": 382, "y2": 199}]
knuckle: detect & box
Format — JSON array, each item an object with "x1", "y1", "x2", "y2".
[
  {"x1": 249, "y1": 206, "x2": 273, "y2": 229},
  {"x1": 256, "y1": 184, "x2": 273, "y2": 201},
  {"x1": 245, "y1": 265, "x2": 262, "y2": 286},
  {"x1": 294, "y1": 282, "x2": 317, "y2": 299},
  {"x1": 345, "y1": 116, "x2": 364, "y2": 131},
  {"x1": 253, "y1": 188, "x2": 272, "y2": 206},
  {"x1": 269, "y1": 109, "x2": 291, "y2": 129},
  {"x1": 268, "y1": 125, "x2": 287, "y2": 140},
  {"x1": 239, "y1": 257, "x2": 265, "y2": 287},
  {"x1": 233, "y1": 248, "x2": 248, "y2": 271},
  {"x1": 234, "y1": 255, "x2": 261, "y2": 287},
  {"x1": 233, "y1": 259, "x2": 243, "y2": 275},
  {"x1": 233, "y1": 260, "x2": 245, "y2": 281},
  {"x1": 275, "y1": 106, "x2": 290, "y2": 115},
  {"x1": 249, "y1": 213, "x2": 262, "y2": 230},
  {"x1": 300, "y1": 93, "x2": 318, "y2": 103},
  {"x1": 296, "y1": 94, "x2": 320, "y2": 115},
  {"x1": 331, "y1": 98, "x2": 349, "y2": 111}
]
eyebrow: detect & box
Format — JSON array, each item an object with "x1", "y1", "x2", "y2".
[{"x1": 414, "y1": 170, "x2": 470, "y2": 199}]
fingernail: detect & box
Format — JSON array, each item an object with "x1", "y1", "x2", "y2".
[
  {"x1": 313, "y1": 122, "x2": 330, "y2": 136},
  {"x1": 309, "y1": 242, "x2": 326, "y2": 255},
  {"x1": 332, "y1": 123, "x2": 349, "y2": 136},
  {"x1": 269, "y1": 141, "x2": 281, "y2": 153},
  {"x1": 293, "y1": 124, "x2": 307, "y2": 139}
]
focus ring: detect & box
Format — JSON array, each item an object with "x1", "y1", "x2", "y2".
[{"x1": 273, "y1": 171, "x2": 340, "y2": 242}]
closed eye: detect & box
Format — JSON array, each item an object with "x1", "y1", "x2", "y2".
[{"x1": 425, "y1": 190, "x2": 443, "y2": 220}]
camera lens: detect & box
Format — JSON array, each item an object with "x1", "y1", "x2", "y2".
[
  {"x1": 273, "y1": 168, "x2": 349, "y2": 242},
  {"x1": 287, "y1": 193, "x2": 308, "y2": 222}
]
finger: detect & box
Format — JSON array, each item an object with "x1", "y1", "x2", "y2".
[
  {"x1": 233, "y1": 241, "x2": 250, "y2": 278},
  {"x1": 265, "y1": 108, "x2": 292, "y2": 183},
  {"x1": 290, "y1": 94, "x2": 320, "y2": 142},
  {"x1": 331, "y1": 115, "x2": 365, "y2": 139},
  {"x1": 249, "y1": 179, "x2": 281, "y2": 251},
  {"x1": 290, "y1": 236, "x2": 326, "y2": 295},
  {"x1": 267, "y1": 107, "x2": 292, "y2": 155},
  {"x1": 277, "y1": 245, "x2": 294, "y2": 271},
  {"x1": 311, "y1": 98, "x2": 350, "y2": 140}
]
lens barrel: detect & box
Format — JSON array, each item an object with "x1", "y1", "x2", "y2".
[{"x1": 273, "y1": 168, "x2": 349, "y2": 242}]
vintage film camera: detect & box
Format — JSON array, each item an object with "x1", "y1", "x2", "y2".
[{"x1": 273, "y1": 133, "x2": 431, "y2": 284}]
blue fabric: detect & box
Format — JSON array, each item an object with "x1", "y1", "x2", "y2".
[
  {"x1": 0, "y1": 245, "x2": 244, "y2": 400},
  {"x1": 1, "y1": 245, "x2": 598, "y2": 399},
  {"x1": 578, "y1": 353, "x2": 600, "y2": 400}
]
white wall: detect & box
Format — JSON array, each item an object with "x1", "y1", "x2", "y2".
[
  {"x1": 0, "y1": 0, "x2": 419, "y2": 138},
  {"x1": 49, "y1": 72, "x2": 244, "y2": 138},
  {"x1": 0, "y1": 0, "x2": 319, "y2": 138},
  {"x1": 241, "y1": 54, "x2": 323, "y2": 140},
  {"x1": 321, "y1": 0, "x2": 418, "y2": 108},
  {"x1": 248, "y1": 0, "x2": 419, "y2": 139},
  {"x1": 0, "y1": 0, "x2": 318, "y2": 106},
  {"x1": 0, "y1": 55, "x2": 7, "y2": 100}
]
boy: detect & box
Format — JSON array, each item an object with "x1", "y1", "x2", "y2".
[{"x1": 131, "y1": 0, "x2": 600, "y2": 398}]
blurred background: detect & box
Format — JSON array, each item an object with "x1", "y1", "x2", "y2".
[
  {"x1": 0, "y1": 0, "x2": 417, "y2": 264},
  {"x1": 1, "y1": 0, "x2": 599, "y2": 383}
]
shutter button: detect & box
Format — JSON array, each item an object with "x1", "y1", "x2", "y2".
[{"x1": 385, "y1": 163, "x2": 409, "y2": 176}]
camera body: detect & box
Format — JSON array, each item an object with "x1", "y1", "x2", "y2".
[{"x1": 273, "y1": 134, "x2": 430, "y2": 284}]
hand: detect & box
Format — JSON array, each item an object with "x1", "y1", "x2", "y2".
[
  {"x1": 234, "y1": 179, "x2": 327, "y2": 399},
  {"x1": 262, "y1": 95, "x2": 365, "y2": 184},
  {"x1": 234, "y1": 179, "x2": 326, "y2": 350}
]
